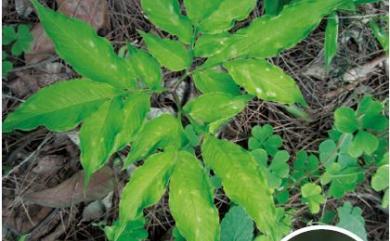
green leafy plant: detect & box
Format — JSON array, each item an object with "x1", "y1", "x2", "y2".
[
  {"x1": 3, "y1": 0, "x2": 385, "y2": 241},
  {"x1": 2, "y1": 24, "x2": 33, "y2": 76}
]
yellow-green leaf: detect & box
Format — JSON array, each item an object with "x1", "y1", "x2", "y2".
[
  {"x1": 201, "y1": 135, "x2": 281, "y2": 240},
  {"x1": 31, "y1": 0, "x2": 135, "y2": 89},
  {"x1": 3, "y1": 79, "x2": 120, "y2": 133},
  {"x1": 140, "y1": 0, "x2": 193, "y2": 44},
  {"x1": 192, "y1": 68, "x2": 241, "y2": 95},
  {"x1": 169, "y1": 151, "x2": 220, "y2": 241},
  {"x1": 124, "y1": 114, "x2": 184, "y2": 166},
  {"x1": 80, "y1": 97, "x2": 123, "y2": 181},
  {"x1": 141, "y1": 32, "x2": 192, "y2": 71},
  {"x1": 224, "y1": 59, "x2": 306, "y2": 105},
  {"x1": 183, "y1": 0, "x2": 223, "y2": 25},
  {"x1": 117, "y1": 151, "x2": 178, "y2": 239}
]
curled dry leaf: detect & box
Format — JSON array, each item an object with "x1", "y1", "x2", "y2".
[
  {"x1": 25, "y1": 0, "x2": 109, "y2": 64},
  {"x1": 23, "y1": 166, "x2": 115, "y2": 208}
]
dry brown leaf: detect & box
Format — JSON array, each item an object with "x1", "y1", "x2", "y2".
[
  {"x1": 25, "y1": 0, "x2": 109, "y2": 64},
  {"x1": 23, "y1": 166, "x2": 114, "y2": 208}
]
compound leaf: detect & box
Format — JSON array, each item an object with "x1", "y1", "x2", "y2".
[
  {"x1": 117, "y1": 151, "x2": 178, "y2": 239},
  {"x1": 198, "y1": 0, "x2": 257, "y2": 34},
  {"x1": 202, "y1": 135, "x2": 281, "y2": 240},
  {"x1": 192, "y1": 68, "x2": 241, "y2": 95},
  {"x1": 221, "y1": 206, "x2": 254, "y2": 241},
  {"x1": 169, "y1": 151, "x2": 220, "y2": 241},
  {"x1": 141, "y1": 32, "x2": 192, "y2": 71},
  {"x1": 140, "y1": 0, "x2": 193, "y2": 44},
  {"x1": 124, "y1": 114, "x2": 184, "y2": 165},
  {"x1": 337, "y1": 202, "x2": 368, "y2": 241},
  {"x1": 80, "y1": 97, "x2": 123, "y2": 181},
  {"x1": 3, "y1": 79, "x2": 121, "y2": 133},
  {"x1": 11, "y1": 24, "x2": 33, "y2": 56},
  {"x1": 224, "y1": 59, "x2": 306, "y2": 105},
  {"x1": 32, "y1": 0, "x2": 135, "y2": 89},
  {"x1": 301, "y1": 183, "x2": 325, "y2": 214},
  {"x1": 324, "y1": 12, "x2": 339, "y2": 67}
]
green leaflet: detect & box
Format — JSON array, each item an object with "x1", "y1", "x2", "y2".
[
  {"x1": 141, "y1": 32, "x2": 192, "y2": 71},
  {"x1": 300, "y1": 183, "x2": 325, "y2": 214},
  {"x1": 80, "y1": 97, "x2": 123, "y2": 181},
  {"x1": 31, "y1": 0, "x2": 135, "y2": 89},
  {"x1": 3, "y1": 79, "x2": 121, "y2": 133},
  {"x1": 124, "y1": 114, "x2": 184, "y2": 166},
  {"x1": 127, "y1": 45, "x2": 162, "y2": 91},
  {"x1": 205, "y1": 0, "x2": 349, "y2": 65},
  {"x1": 221, "y1": 206, "x2": 254, "y2": 241},
  {"x1": 201, "y1": 135, "x2": 281, "y2": 240},
  {"x1": 183, "y1": 93, "x2": 250, "y2": 130},
  {"x1": 140, "y1": 0, "x2": 193, "y2": 44},
  {"x1": 224, "y1": 59, "x2": 306, "y2": 105},
  {"x1": 193, "y1": 32, "x2": 236, "y2": 58},
  {"x1": 264, "y1": 0, "x2": 290, "y2": 16},
  {"x1": 117, "y1": 151, "x2": 178, "y2": 239},
  {"x1": 183, "y1": 0, "x2": 223, "y2": 25},
  {"x1": 371, "y1": 163, "x2": 389, "y2": 207},
  {"x1": 169, "y1": 151, "x2": 220, "y2": 241},
  {"x1": 369, "y1": 19, "x2": 389, "y2": 53},
  {"x1": 336, "y1": 202, "x2": 368, "y2": 241},
  {"x1": 324, "y1": 12, "x2": 339, "y2": 67},
  {"x1": 105, "y1": 217, "x2": 148, "y2": 241},
  {"x1": 348, "y1": 131, "x2": 379, "y2": 158},
  {"x1": 113, "y1": 93, "x2": 150, "y2": 151},
  {"x1": 192, "y1": 68, "x2": 241, "y2": 95},
  {"x1": 198, "y1": 0, "x2": 257, "y2": 34}
]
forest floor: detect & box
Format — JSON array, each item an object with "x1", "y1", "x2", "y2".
[{"x1": 2, "y1": 0, "x2": 389, "y2": 241}]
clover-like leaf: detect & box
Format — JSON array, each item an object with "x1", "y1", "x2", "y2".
[
  {"x1": 249, "y1": 124, "x2": 283, "y2": 156},
  {"x1": 337, "y1": 202, "x2": 368, "y2": 241},
  {"x1": 292, "y1": 151, "x2": 319, "y2": 182},
  {"x1": 334, "y1": 107, "x2": 358, "y2": 133},
  {"x1": 301, "y1": 183, "x2": 325, "y2": 214},
  {"x1": 224, "y1": 59, "x2": 306, "y2": 105},
  {"x1": 11, "y1": 24, "x2": 33, "y2": 56},
  {"x1": 348, "y1": 131, "x2": 379, "y2": 158},
  {"x1": 319, "y1": 139, "x2": 337, "y2": 167},
  {"x1": 3, "y1": 79, "x2": 121, "y2": 133},
  {"x1": 320, "y1": 163, "x2": 364, "y2": 199},
  {"x1": 371, "y1": 164, "x2": 389, "y2": 208},
  {"x1": 221, "y1": 206, "x2": 254, "y2": 241},
  {"x1": 169, "y1": 151, "x2": 219, "y2": 241},
  {"x1": 2, "y1": 25, "x2": 16, "y2": 45}
]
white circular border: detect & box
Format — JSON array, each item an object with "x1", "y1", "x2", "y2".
[{"x1": 281, "y1": 225, "x2": 364, "y2": 241}]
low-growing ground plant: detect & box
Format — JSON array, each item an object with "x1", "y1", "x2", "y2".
[{"x1": 3, "y1": 0, "x2": 388, "y2": 241}]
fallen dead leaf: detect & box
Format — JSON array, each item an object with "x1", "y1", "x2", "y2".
[
  {"x1": 25, "y1": 0, "x2": 109, "y2": 64},
  {"x1": 23, "y1": 166, "x2": 115, "y2": 208}
]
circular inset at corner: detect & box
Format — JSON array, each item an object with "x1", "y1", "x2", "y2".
[{"x1": 281, "y1": 225, "x2": 364, "y2": 241}]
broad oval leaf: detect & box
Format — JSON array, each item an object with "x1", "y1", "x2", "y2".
[
  {"x1": 3, "y1": 79, "x2": 121, "y2": 133},
  {"x1": 141, "y1": 32, "x2": 192, "y2": 71},
  {"x1": 224, "y1": 59, "x2": 306, "y2": 105},
  {"x1": 140, "y1": 0, "x2": 193, "y2": 44},
  {"x1": 206, "y1": 0, "x2": 348, "y2": 65},
  {"x1": 80, "y1": 97, "x2": 124, "y2": 180},
  {"x1": 169, "y1": 151, "x2": 220, "y2": 241},
  {"x1": 324, "y1": 12, "x2": 339, "y2": 67},
  {"x1": 198, "y1": 0, "x2": 257, "y2": 34},
  {"x1": 183, "y1": 0, "x2": 223, "y2": 25},
  {"x1": 114, "y1": 93, "x2": 151, "y2": 151},
  {"x1": 192, "y1": 68, "x2": 241, "y2": 95},
  {"x1": 127, "y1": 45, "x2": 162, "y2": 91},
  {"x1": 124, "y1": 114, "x2": 184, "y2": 166},
  {"x1": 201, "y1": 135, "x2": 280, "y2": 240},
  {"x1": 334, "y1": 107, "x2": 358, "y2": 133},
  {"x1": 117, "y1": 151, "x2": 178, "y2": 239},
  {"x1": 183, "y1": 93, "x2": 250, "y2": 126},
  {"x1": 32, "y1": 0, "x2": 135, "y2": 89},
  {"x1": 193, "y1": 32, "x2": 236, "y2": 58}
]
